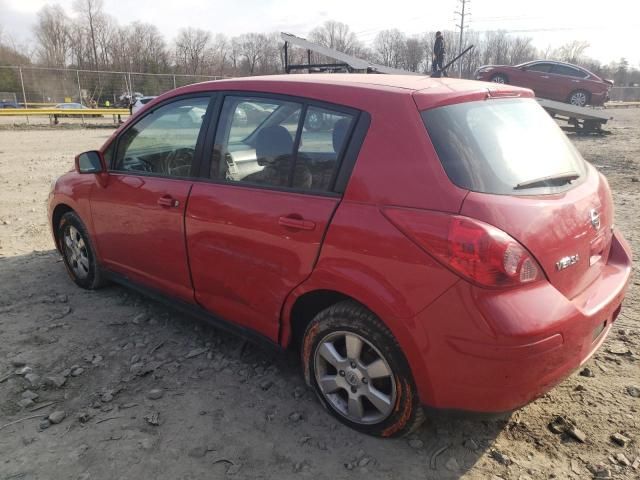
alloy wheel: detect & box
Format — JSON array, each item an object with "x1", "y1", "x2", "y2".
[
  {"x1": 570, "y1": 91, "x2": 587, "y2": 107},
  {"x1": 63, "y1": 225, "x2": 90, "y2": 280},
  {"x1": 314, "y1": 330, "x2": 397, "y2": 425}
]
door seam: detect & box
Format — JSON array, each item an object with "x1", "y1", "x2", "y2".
[{"x1": 182, "y1": 183, "x2": 198, "y2": 303}]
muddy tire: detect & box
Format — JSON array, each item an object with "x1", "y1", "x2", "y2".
[
  {"x1": 301, "y1": 300, "x2": 425, "y2": 437},
  {"x1": 58, "y1": 211, "x2": 105, "y2": 289}
]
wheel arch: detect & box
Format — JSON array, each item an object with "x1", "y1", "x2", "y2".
[
  {"x1": 51, "y1": 203, "x2": 75, "y2": 252},
  {"x1": 285, "y1": 289, "x2": 353, "y2": 350},
  {"x1": 280, "y1": 275, "x2": 435, "y2": 405}
]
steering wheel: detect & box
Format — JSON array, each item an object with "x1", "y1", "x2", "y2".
[
  {"x1": 164, "y1": 148, "x2": 194, "y2": 177},
  {"x1": 123, "y1": 156, "x2": 153, "y2": 173}
]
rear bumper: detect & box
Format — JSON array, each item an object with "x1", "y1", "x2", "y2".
[
  {"x1": 413, "y1": 230, "x2": 632, "y2": 412},
  {"x1": 590, "y1": 90, "x2": 609, "y2": 106}
]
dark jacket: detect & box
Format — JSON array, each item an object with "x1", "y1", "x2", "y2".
[{"x1": 434, "y1": 36, "x2": 445, "y2": 56}]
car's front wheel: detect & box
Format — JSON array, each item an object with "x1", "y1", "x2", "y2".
[
  {"x1": 489, "y1": 73, "x2": 508, "y2": 84},
  {"x1": 301, "y1": 300, "x2": 424, "y2": 437},
  {"x1": 58, "y1": 211, "x2": 105, "y2": 289}
]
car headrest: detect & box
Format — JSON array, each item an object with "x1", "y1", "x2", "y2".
[
  {"x1": 256, "y1": 125, "x2": 293, "y2": 164},
  {"x1": 332, "y1": 118, "x2": 351, "y2": 154}
]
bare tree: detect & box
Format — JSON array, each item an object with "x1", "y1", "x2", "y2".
[
  {"x1": 174, "y1": 27, "x2": 211, "y2": 75},
  {"x1": 554, "y1": 40, "x2": 590, "y2": 64},
  {"x1": 94, "y1": 13, "x2": 116, "y2": 67},
  {"x1": 481, "y1": 31, "x2": 510, "y2": 66},
  {"x1": 69, "y1": 22, "x2": 89, "y2": 68},
  {"x1": 256, "y1": 32, "x2": 282, "y2": 75},
  {"x1": 308, "y1": 20, "x2": 361, "y2": 55},
  {"x1": 34, "y1": 5, "x2": 71, "y2": 67},
  {"x1": 404, "y1": 37, "x2": 424, "y2": 72},
  {"x1": 72, "y1": 0, "x2": 105, "y2": 68},
  {"x1": 373, "y1": 29, "x2": 406, "y2": 68},
  {"x1": 236, "y1": 33, "x2": 267, "y2": 75},
  {"x1": 208, "y1": 34, "x2": 229, "y2": 76},
  {"x1": 508, "y1": 36, "x2": 536, "y2": 65}
]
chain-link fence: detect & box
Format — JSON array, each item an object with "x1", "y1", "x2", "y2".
[
  {"x1": 609, "y1": 87, "x2": 640, "y2": 102},
  {"x1": 2, "y1": 65, "x2": 639, "y2": 110},
  {"x1": 0, "y1": 66, "x2": 226, "y2": 107}
]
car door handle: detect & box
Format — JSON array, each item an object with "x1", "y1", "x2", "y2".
[
  {"x1": 278, "y1": 215, "x2": 315, "y2": 231},
  {"x1": 157, "y1": 195, "x2": 180, "y2": 208}
]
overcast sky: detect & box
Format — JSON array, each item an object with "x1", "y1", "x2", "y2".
[{"x1": 1, "y1": 0, "x2": 638, "y2": 65}]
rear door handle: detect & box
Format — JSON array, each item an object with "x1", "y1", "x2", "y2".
[
  {"x1": 278, "y1": 215, "x2": 315, "y2": 231},
  {"x1": 157, "y1": 195, "x2": 180, "y2": 208}
]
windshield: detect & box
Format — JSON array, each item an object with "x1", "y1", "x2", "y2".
[{"x1": 421, "y1": 98, "x2": 587, "y2": 195}]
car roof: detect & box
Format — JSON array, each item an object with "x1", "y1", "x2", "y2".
[
  {"x1": 147, "y1": 74, "x2": 532, "y2": 113},
  {"x1": 518, "y1": 60, "x2": 592, "y2": 73},
  {"x1": 199, "y1": 74, "x2": 479, "y2": 92}
]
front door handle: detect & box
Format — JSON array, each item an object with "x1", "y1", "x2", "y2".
[
  {"x1": 278, "y1": 215, "x2": 315, "y2": 231},
  {"x1": 157, "y1": 195, "x2": 180, "y2": 208}
]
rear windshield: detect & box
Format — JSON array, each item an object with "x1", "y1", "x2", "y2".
[{"x1": 421, "y1": 98, "x2": 587, "y2": 195}]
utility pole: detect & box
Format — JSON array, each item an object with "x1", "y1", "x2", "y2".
[{"x1": 455, "y1": 0, "x2": 470, "y2": 78}]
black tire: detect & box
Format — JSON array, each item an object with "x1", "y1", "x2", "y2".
[
  {"x1": 301, "y1": 300, "x2": 425, "y2": 437},
  {"x1": 57, "y1": 211, "x2": 106, "y2": 289},
  {"x1": 489, "y1": 73, "x2": 508, "y2": 84},
  {"x1": 568, "y1": 89, "x2": 590, "y2": 107}
]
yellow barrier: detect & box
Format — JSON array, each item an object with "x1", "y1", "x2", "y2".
[{"x1": 0, "y1": 108, "x2": 130, "y2": 116}]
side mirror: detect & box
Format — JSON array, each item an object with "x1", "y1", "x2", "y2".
[{"x1": 75, "y1": 150, "x2": 104, "y2": 174}]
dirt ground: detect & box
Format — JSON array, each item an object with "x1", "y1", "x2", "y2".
[{"x1": 0, "y1": 110, "x2": 638, "y2": 480}]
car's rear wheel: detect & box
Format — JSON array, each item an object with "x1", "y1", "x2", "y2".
[
  {"x1": 489, "y1": 73, "x2": 508, "y2": 84},
  {"x1": 301, "y1": 300, "x2": 424, "y2": 437},
  {"x1": 58, "y1": 211, "x2": 105, "y2": 289},
  {"x1": 568, "y1": 90, "x2": 589, "y2": 107}
]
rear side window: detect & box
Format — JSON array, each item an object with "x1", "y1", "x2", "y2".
[
  {"x1": 551, "y1": 65, "x2": 587, "y2": 78},
  {"x1": 421, "y1": 98, "x2": 587, "y2": 195},
  {"x1": 299, "y1": 107, "x2": 354, "y2": 191},
  {"x1": 211, "y1": 96, "x2": 354, "y2": 193}
]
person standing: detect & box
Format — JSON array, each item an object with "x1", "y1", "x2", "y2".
[{"x1": 432, "y1": 31, "x2": 447, "y2": 77}]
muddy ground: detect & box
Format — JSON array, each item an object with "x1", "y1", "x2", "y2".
[{"x1": 0, "y1": 110, "x2": 638, "y2": 480}]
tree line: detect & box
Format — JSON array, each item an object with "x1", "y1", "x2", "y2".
[{"x1": 0, "y1": 0, "x2": 638, "y2": 87}]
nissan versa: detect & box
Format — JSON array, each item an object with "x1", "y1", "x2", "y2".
[{"x1": 48, "y1": 75, "x2": 632, "y2": 437}]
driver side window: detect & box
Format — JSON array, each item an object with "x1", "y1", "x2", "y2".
[{"x1": 113, "y1": 97, "x2": 210, "y2": 178}]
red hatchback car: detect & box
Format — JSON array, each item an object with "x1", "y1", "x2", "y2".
[
  {"x1": 48, "y1": 75, "x2": 632, "y2": 437},
  {"x1": 475, "y1": 60, "x2": 613, "y2": 107}
]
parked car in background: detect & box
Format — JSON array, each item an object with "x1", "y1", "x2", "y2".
[
  {"x1": 54, "y1": 103, "x2": 102, "y2": 117},
  {"x1": 48, "y1": 75, "x2": 631, "y2": 437},
  {"x1": 132, "y1": 96, "x2": 157, "y2": 115},
  {"x1": 475, "y1": 60, "x2": 613, "y2": 107},
  {"x1": 0, "y1": 99, "x2": 19, "y2": 108}
]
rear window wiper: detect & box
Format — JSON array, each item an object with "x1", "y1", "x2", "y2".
[{"x1": 514, "y1": 172, "x2": 580, "y2": 190}]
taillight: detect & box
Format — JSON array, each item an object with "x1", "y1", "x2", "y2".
[{"x1": 383, "y1": 208, "x2": 544, "y2": 288}]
